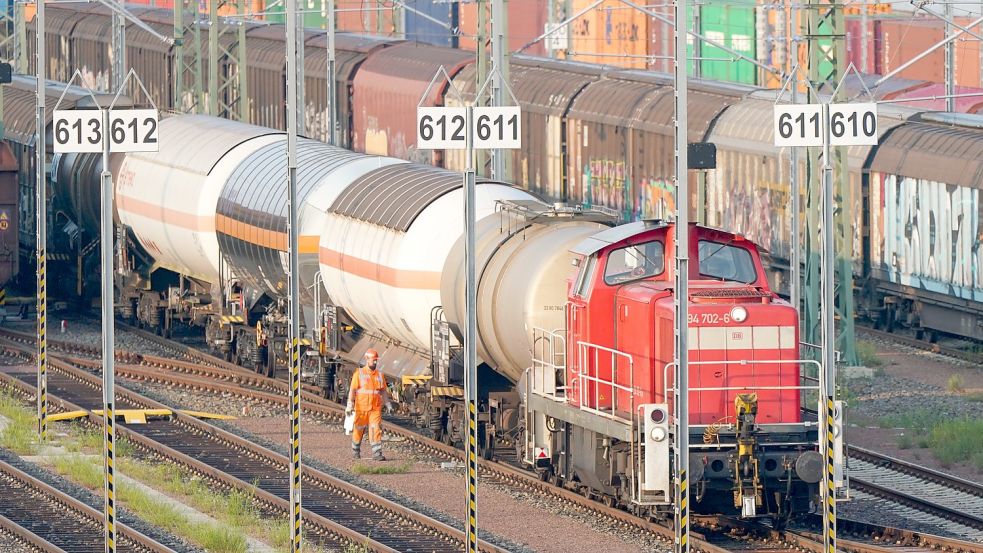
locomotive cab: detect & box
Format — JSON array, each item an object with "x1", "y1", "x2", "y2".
[{"x1": 522, "y1": 221, "x2": 838, "y2": 521}]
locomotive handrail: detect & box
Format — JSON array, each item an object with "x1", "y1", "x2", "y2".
[
  {"x1": 530, "y1": 327, "x2": 568, "y2": 399},
  {"x1": 662, "y1": 358, "x2": 823, "y2": 404},
  {"x1": 576, "y1": 341, "x2": 635, "y2": 423}
]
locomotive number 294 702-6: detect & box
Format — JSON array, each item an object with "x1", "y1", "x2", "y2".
[{"x1": 687, "y1": 312, "x2": 731, "y2": 325}]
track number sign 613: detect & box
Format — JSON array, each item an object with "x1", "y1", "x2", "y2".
[
  {"x1": 417, "y1": 106, "x2": 521, "y2": 150},
  {"x1": 774, "y1": 103, "x2": 878, "y2": 147},
  {"x1": 53, "y1": 109, "x2": 160, "y2": 154}
]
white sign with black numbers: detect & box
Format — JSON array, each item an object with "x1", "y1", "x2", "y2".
[
  {"x1": 53, "y1": 109, "x2": 159, "y2": 153},
  {"x1": 773, "y1": 104, "x2": 824, "y2": 147},
  {"x1": 472, "y1": 106, "x2": 521, "y2": 150},
  {"x1": 53, "y1": 109, "x2": 104, "y2": 153},
  {"x1": 828, "y1": 103, "x2": 878, "y2": 146},
  {"x1": 417, "y1": 107, "x2": 469, "y2": 150},
  {"x1": 417, "y1": 106, "x2": 522, "y2": 150},
  {"x1": 108, "y1": 109, "x2": 159, "y2": 152}
]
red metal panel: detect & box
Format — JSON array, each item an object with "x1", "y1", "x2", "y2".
[{"x1": 351, "y1": 42, "x2": 472, "y2": 161}]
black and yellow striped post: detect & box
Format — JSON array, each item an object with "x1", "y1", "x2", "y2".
[
  {"x1": 37, "y1": 252, "x2": 47, "y2": 441},
  {"x1": 823, "y1": 397, "x2": 836, "y2": 553},
  {"x1": 104, "y1": 404, "x2": 116, "y2": 553},
  {"x1": 285, "y1": 0, "x2": 304, "y2": 546},
  {"x1": 35, "y1": 0, "x2": 48, "y2": 442},
  {"x1": 676, "y1": 468, "x2": 688, "y2": 548},
  {"x1": 290, "y1": 337, "x2": 303, "y2": 552},
  {"x1": 466, "y1": 396, "x2": 478, "y2": 552}
]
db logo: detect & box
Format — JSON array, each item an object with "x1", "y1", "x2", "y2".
[{"x1": 731, "y1": 331, "x2": 744, "y2": 340}]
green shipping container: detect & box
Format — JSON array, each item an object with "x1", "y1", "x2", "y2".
[
  {"x1": 698, "y1": 0, "x2": 757, "y2": 85},
  {"x1": 265, "y1": 0, "x2": 330, "y2": 29}
]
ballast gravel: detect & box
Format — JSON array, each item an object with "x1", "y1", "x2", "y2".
[{"x1": 0, "y1": 447, "x2": 202, "y2": 552}]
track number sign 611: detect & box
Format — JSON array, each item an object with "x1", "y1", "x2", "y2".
[
  {"x1": 53, "y1": 109, "x2": 160, "y2": 154},
  {"x1": 417, "y1": 106, "x2": 521, "y2": 150},
  {"x1": 774, "y1": 103, "x2": 878, "y2": 147}
]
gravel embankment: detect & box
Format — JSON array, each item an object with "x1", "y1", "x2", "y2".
[{"x1": 0, "y1": 447, "x2": 202, "y2": 552}]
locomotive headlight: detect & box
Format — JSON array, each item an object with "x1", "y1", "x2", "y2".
[
  {"x1": 651, "y1": 427, "x2": 668, "y2": 442},
  {"x1": 730, "y1": 306, "x2": 748, "y2": 323}
]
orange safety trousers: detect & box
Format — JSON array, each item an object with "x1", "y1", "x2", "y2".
[{"x1": 351, "y1": 409, "x2": 383, "y2": 453}]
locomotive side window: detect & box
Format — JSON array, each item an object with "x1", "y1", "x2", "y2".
[
  {"x1": 574, "y1": 255, "x2": 597, "y2": 297},
  {"x1": 603, "y1": 240, "x2": 665, "y2": 285},
  {"x1": 698, "y1": 240, "x2": 757, "y2": 283}
]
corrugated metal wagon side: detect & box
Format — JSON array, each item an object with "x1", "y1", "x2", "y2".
[{"x1": 351, "y1": 41, "x2": 472, "y2": 163}]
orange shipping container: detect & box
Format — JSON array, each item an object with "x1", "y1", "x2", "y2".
[
  {"x1": 335, "y1": 0, "x2": 399, "y2": 36},
  {"x1": 458, "y1": 0, "x2": 548, "y2": 57},
  {"x1": 567, "y1": 0, "x2": 649, "y2": 69}
]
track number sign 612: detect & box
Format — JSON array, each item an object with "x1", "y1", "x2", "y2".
[
  {"x1": 417, "y1": 106, "x2": 521, "y2": 150},
  {"x1": 53, "y1": 109, "x2": 159, "y2": 154}
]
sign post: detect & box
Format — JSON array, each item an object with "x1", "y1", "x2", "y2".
[
  {"x1": 35, "y1": 0, "x2": 47, "y2": 445},
  {"x1": 774, "y1": 92, "x2": 876, "y2": 553},
  {"x1": 53, "y1": 71, "x2": 159, "y2": 553},
  {"x1": 417, "y1": 69, "x2": 520, "y2": 553}
]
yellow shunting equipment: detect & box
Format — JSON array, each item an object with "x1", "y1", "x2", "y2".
[{"x1": 46, "y1": 409, "x2": 235, "y2": 424}]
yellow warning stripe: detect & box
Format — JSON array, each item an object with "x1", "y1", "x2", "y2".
[
  {"x1": 220, "y1": 315, "x2": 245, "y2": 325},
  {"x1": 47, "y1": 409, "x2": 234, "y2": 422},
  {"x1": 401, "y1": 375, "x2": 432, "y2": 386},
  {"x1": 431, "y1": 386, "x2": 464, "y2": 398}
]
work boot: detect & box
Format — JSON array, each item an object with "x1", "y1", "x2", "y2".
[
  {"x1": 352, "y1": 448, "x2": 361, "y2": 460},
  {"x1": 372, "y1": 451, "x2": 386, "y2": 461}
]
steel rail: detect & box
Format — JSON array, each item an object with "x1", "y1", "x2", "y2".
[
  {"x1": 0, "y1": 341, "x2": 508, "y2": 553},
  {"x1": 0, "y1": 513, "x2": 64, "y2": 553},
  {"x1": 0, "y1": 458, "x2": 174, "y2": 552}
]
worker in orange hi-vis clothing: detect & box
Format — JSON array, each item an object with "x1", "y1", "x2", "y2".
[{"x1": 346, "y1": 349, "x2": 393, "y2": 460}]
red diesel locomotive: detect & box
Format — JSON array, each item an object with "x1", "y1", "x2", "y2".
[{"x1": 520, "y1": 220, "x2": 835, "y2": 521}]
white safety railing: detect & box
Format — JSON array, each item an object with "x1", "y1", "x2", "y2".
[
  {"x1": 530, "y1": 327, "x2": 567, "y2": 399},
  {"x1": 662, "y1": 358, "x2": 823, "y2": 418},
  {"x1": 577, "y1": 342, "x2": 636, "y2": 422}
]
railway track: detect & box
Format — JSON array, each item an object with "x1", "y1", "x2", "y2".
[
  {"x1": 0, "y1": 342, "x2": 510, "y2": 553},
  {"x1": 5, "y1": 325, "x2": 982, "y2": 552},
  {"x1": 856, "y1": 326, "x2": 982, "y2": 365},
  {"x1": 0, "y1": 457, "x2": 174, "y2": 552},
  {"x1": 847, "y1": 446, "x2": 983, "y2": 541}
]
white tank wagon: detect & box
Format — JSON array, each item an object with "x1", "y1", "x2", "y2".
[{"x1": 101, "y1": 114, "x2": 616, "y2": 446}]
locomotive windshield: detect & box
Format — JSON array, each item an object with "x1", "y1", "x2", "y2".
[
  {"x1": 603, "y1": 240, "x2": 665, "y2": 284},
  {"x1": 698, "y1": 240, "x2": 757, "y2": 283}
]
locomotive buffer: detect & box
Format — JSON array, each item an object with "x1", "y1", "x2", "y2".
[{"x1": 416, "y1": 67, "x2": 522, "y2": 553}]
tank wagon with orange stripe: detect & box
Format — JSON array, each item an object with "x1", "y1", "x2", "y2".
[{"x1": 90, "y1": 113, "x2": 830, "y2": 523}]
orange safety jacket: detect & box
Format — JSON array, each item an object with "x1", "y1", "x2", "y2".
[{"x1": 348, "y1": 366, "x2": 389, "y2": 412}]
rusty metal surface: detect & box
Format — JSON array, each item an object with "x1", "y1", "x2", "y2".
[
  {"x1": 303, "y1": 32, "x2": 398, "y2": 145},
  {"x1": 351, "y1": 42, "x2": 472, "y2": 159}
]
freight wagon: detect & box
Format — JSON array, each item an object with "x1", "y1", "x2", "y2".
[{"x1": 8, "y1": 3, "x2": 983, "y2": 347}]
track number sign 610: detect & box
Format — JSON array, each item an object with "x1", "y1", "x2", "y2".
[
  {"x1": 417, "y1": 106, "x2": 521, "y2": 150},
  {"x1": 53, "y1": 109, "x2": 160, "y2": 154},
  {"x1": 828, "y1": 103, "x2": 877, "y2": 146}
]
